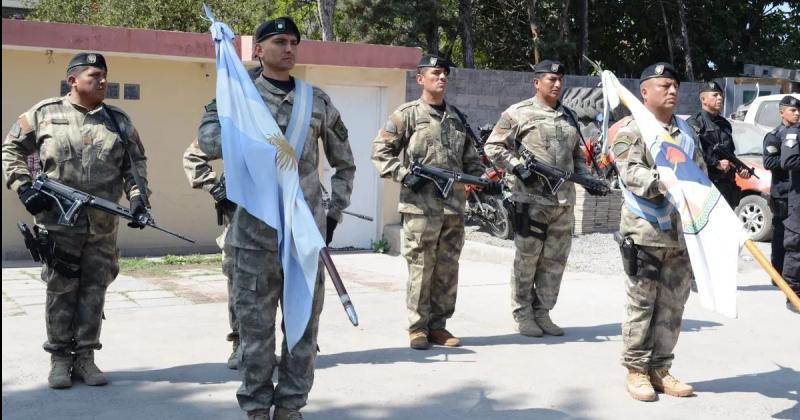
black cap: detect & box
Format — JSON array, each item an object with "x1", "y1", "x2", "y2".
[
  {"x1": 700, "y1": 81, "x2": 723, "y2": 93},
  {"x1": 533, "y1": 59, "x2": 565, "y2": 75},
  {"x1": 639, "y1": 62, "x2": 680, "y2": 85},
  {"x1": 779, "y1": 95, "x2": 800, "y2": 108},
  {"x1": 254, "y1": 17, "x2": 301, "y2": 43},
  {"x1": 417, "y1": 54, "x2": 450, "y2": 73},
  {"x1": 67, "y1": 52, "x2": 107, "y2": 72}
]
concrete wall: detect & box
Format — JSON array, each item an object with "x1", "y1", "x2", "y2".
[{"x1": 1, "y1": 48, "x2": 409, "y2": 260}]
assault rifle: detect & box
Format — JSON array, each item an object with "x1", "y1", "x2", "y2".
[
  {"x1": 711, "y1": 143, "x2": 759, "y2": 179},
  {"x1": 321, "y1": 185, "x2": 373, "y2": 222},
  {"x1": 28, "y1": 174, "x2": 195, "y2": 243},
  {"x1": 408, "y1": 162, "x2": 494, "y2": 199},
  {"x1": 518, "y1": 147, "x2": 610, "y2": 196}
]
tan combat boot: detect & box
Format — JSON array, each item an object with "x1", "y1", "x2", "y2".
[
  {"x1": 246, "y1": 409, "x2": 270, "y2": 420},
  {"x1": 534, "y1": 311, "x2": 564, "y2": 336},
  {"x1": 227, "y1": 338, "x2": 240, "y2": 370},
  {"x1": 515, "y1": 319, "x2": 543, "y2": 337},
  {"x1": 649, "y1": 368, "x2": 694, "y2": 397},
  {"x1": 48, "y1": 354, "x2": 73, "y2": 389},
  {"x1": 626, "y1": 369, "x2": 657, "y2": 401},
  {"x1": 73, "y1": 351, "x2": 108, "y2": 386},
  {"x1": 429, "y1": 328, "x2": 461, "y2": 347},
  {"x1": 274, "y1": 406, "x2": 303, "y2": 420},
  {"x1": 409, "y1": 330, "x2": 431, "y2": 350}
]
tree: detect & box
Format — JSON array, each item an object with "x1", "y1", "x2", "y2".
[
  {"x1": 676, "y1": 0, "x2": 694, "y2": 81},
  {"x1": 317, "y1": 0, "x2": 336, "y2": 41},
  {"x1": 458, "y1": 0, "x2": 475, "y2": 68}
]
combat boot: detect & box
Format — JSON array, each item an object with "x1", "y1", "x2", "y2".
[
  {"x1": 73, "y1": 351, "x2": 108, "y2": 386},
  {"x1": 48, "y1": 354, "x2": 73, "y2": 389},
  {"x1": 649, "y1": 368, "x2": 694, "y2": 397},
  {"x1": 409, "y1": 330, "x2": 431, "y2": 350},
  {"x1": 429, "y1": 328, "x2": 461, "y2": 347},
  {"x1": 246, "y1": 409, "x2": 270, "y2": 420},
  {"x1": 227, "y1": 338, "x2": 240, "y2": 370},
  {"x1": 274, "y1": 407, "x2": 303, "y2": 420},
  {"x1": 534, "y1": 311, "x2": 564, "y2": 336},
  {"x1": 515, "y1": 319, "x2": 543, "y2": 337},
  {"x1": 626, "y1": 369, "x2": 656, "y2": 401}
]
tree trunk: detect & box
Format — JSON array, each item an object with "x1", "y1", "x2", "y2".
[
  {"x1": 658, "y1": 0, "x2": 674, "y2": 64},
  {"x1": 528, "y1": 0, "x2": 541, "y2": 65},
  {"x1": 578, "y1": 0, "x2": 588, "y2": 74},
  {"x1": 559, "y1": 0, "x2": 571, "y2": 68},
  {"x1": 317, "y1": 0, "x2": 336, "y2": 41},
  {"x1": 458, "y1": 0, "x2": 475, "y2": 68},
  {"x1": 424, "y1": 1, "x2": 440, "y2": 54},
  {"x1": 676, "y1": 0, "x2": 694, "y2": 81}
]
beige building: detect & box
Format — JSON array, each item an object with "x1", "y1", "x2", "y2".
[{"x1": 2, "y1": 19, "x2": 419, "y2": 260}]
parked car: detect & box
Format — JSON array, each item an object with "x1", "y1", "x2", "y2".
[{"x1": 731, "y1": 120, "x2": 773, "y2": 241}]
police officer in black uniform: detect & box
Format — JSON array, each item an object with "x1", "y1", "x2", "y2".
[
  {"x1": 763, "y1": 96, "x2": 799, "y2": 276},
  {"x1": 688, "y1": 81, "x2": 750, "y2": 209},
  {"x1": 777, "y1": 95, "x2": 800, "y2": 313}
]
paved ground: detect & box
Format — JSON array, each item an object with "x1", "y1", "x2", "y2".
[{"x1": 2, "y1": 237, "x2": 799, "y2": 420}]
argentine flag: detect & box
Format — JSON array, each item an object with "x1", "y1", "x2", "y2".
[{"x1": 205, "y1": 6, "x2": 325, "y2": 351}]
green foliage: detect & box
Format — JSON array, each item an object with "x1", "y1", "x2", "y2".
[
  {"x1": 370, "y1": 236, "x2": 391, "y2": 254},
  {"x1": 119, "y1": 254, "x2": 222, "y2": 270}
]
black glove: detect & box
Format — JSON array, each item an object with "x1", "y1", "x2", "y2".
[
  {"x1": 209, "y1": 177, "x2": 236, "y2": 214},
  {"x1": 402, "y1": 173, "x2": 428, "y2": 192},
  {"x1": 484, "y1": 181, "x2": 502, "y2": 195},
  {"x1": 18, "y1": 182, "x2": 51, "y2": 215},
  {"x1": 512, "y1": 164, "x2": 535, "y2": 186},
  {"x1": 325, "y1": 217, "x2": 338, "y2": 246},
  {"x1": 578, "y1": 176, "x2": 610, "y2": 196},
  {"x1": 127, "y1": 195, "x2": 148, "y2": 229}
]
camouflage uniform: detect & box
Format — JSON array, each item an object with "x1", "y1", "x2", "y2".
[
  {"x1": 181, "y1": 140, "x2": 237, "y2": 342},
  {"x1": 611, "y1": 117, "x2": 706, "y2": 372},
  {"x1": 197, "y1": 76, "x2": 355, "y2": 412},
  {"x1": 2, "y1": 95, "x2": 147, "y2": 357},
  {"x1": 372, "y1": 99, "x2": 484, "y2": 333},
  {"x1": 484, "y1": 96, "x2": 589, "y2": 323}
]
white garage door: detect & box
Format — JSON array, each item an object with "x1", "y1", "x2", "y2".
[{"x1": 318, "y1": 84, "x2": 387, "y2": 249}]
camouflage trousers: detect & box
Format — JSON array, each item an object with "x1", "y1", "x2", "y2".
[
  {"x1": 621, "y1": 246, "x2": 692, "y2": 372},
  {"x1": 402, "y1": 212, "x2": 465, "y2": 333},
  {"x1": 230, "y1": 246, "x2": 325, "y2": 412},
  {"x1": 41, "y1": 229, "x2": 119, "y2": 356},
  {"x1": 219, "y1": 227, "x2": 239, "y2": 342},
  {"x1": 511, "y1": 204, "x2": 573, "y2": 321}
]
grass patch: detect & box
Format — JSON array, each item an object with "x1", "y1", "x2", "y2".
[{"x1": 119, "y1": 253, "x2": 223, "y2": 277}]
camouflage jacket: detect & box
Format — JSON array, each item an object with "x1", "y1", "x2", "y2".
[
  {"x1": 197, "y1": 77, "x2": 355, "y2": 251},
  {"x1": 484, "y1": 96, "x2": 589, "y2": 206},
  {"x1": 611, "y1": 117, "x2": 707, "y2": 248},
  {"x1": 371, "y1": 99, "x2": 484, "y2": 215},
  {"x1": 2, "y1": 95, "x2": 148, "y2": 235}
]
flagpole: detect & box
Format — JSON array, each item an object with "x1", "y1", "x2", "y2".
[
  {"x1": 320, "y1": 248, "x2": 359, "y2": 326},
  {"x1": 744, "y1": 239, "x2": 800, "y2": 311}
]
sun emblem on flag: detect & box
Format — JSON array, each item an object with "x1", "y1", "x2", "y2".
[{"x1": 266, "y1": 133, "x2": 297, "y2": 171}]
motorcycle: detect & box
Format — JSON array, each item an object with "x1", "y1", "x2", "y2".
[{"x1": 464, "y1": 124, "x2": 513, "y2": 239}]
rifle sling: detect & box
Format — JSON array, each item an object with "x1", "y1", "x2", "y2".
[{"x1": 104, "y1": 105, "x2": 149, "y2": 208}]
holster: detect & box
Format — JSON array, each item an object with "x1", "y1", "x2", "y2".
[
  {"x1": 512, "y1": 202, "x2": 547, "y2": 240},
  {"x1": 613, "y1": 232, "x2": 660, "y2": 280},
  {"x1": 17, "y1": 222, "x2": 81, "y2": 278}
]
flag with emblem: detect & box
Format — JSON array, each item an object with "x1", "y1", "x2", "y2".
[
  {"x1": 601, "y1": 70, "x2": 741, "y2": 318},
  {"x1": 203, "y1": 5, "x2": 325, "y2": 351}
]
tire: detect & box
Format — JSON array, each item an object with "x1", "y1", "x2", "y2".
[
  {"x1": 487, "y1": 196, "x2": 513, "y2": 240},
  {"x1": 736, "y1": 194, "x2": 773, "y2": 242},
  {"x1": 561, "y1": 87, "x2": 604, "y2": 121}
]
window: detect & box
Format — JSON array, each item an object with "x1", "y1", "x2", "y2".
[{"x1": 755, "y1": 101, "x2": 781, "y2": 128}]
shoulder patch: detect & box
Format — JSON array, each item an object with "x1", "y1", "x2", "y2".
[
  {"x1": 785, "y1": 137, "x2": 798, "y2": 149},
  {"x1": 9, "y1": 121, "x2": 21, "y2": 138},
  {"x1": 766, "y1": 145, "x2": 779, "y2": 154},
  {"x1": 332, "y1": 115, "x2": 348, "y2": 140}
]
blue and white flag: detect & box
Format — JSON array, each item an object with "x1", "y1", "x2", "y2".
[
  {"x1": 204, "y1": 6, "x2": 325, "y2": 351},
  {"x1": 601, "y1": 70, "x2": 741, "y2": 318}
]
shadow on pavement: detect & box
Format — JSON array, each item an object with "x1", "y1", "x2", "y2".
[
  {"x1": 111, "y1": 362, "x2": 239, "y2": 384},
  {"x1": 317, "y1": 346, "x2": 476, "y2": 370},
  {"x1": 738, "y1": 284, "x2": 781, "y2": 292},
  {"x1": 460, "y1": 319, "x2": 722, "y2": 347},
  {"x1": 691, "y1": 365, "x2": 800, "y2": 420},
  {"x1": 310, "y1": 385, "x2": 577, "y2": 420}
]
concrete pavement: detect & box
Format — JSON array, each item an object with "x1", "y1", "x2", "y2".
[{"x1": 2, "y1": 239, "x2": 799, "y2": 419}]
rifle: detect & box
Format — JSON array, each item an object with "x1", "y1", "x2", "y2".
[
  {"x1": 711, "y1": 143, "x2": 759, "y2": 179},
  {"x1": 518, "y1": 147, "x2": 610, "y2": 196},
  {"x1": 29, "y1": 174, "x2": 195, "y2": 243},
  {"x1": 408, "y1": 161, "x2": 494, "y2": 199},
  {"x1": 320, "y1": 248, "x2": 359, "y2": 326},
  {"x1": 321, "y1": 185, "x2": 373, "y2": 222}
]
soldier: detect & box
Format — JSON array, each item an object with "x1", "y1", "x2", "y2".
[
  {"x1": 611, "y1": 63, "x2": 703, "y2": 401},
  {"x1": 197, "y1": 17, "x2": 355, "y2": 420},
  {"x1": 372, "y1": 54, "x2": 493, "y2": 350},
  {"x1": 777, "y1": 95, "x2": 800, "y2": 313},
  {"x1": 182, "y1": 140, "x2": 239, "y2": 369},
  {"x1": 484, "y1": 60, "x2": 590, "y2": 337},
  {"x1": 687, "y1": 81, "x2": 750, "y2": 208},
  {"x1": 763, "y1": 96, "x2": 799, "y2": 278},
  {"x1": 2, "y1": 53, "x2": 148, "y2": 388}
]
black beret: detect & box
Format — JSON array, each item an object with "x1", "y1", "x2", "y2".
[
  {"x1": 639, "y1": 62, "x2": 680, "y2": 85},
  {"x1": 700, "y1": 81, "x2": 723, "y2": 94},
  {"x1": 67, "y1": 52, "x2": 107, "y2": 73},
  {"x1": 533, "y1": 59, "x2": 565, "y2": 75},
  {"x1": 417, "y1": 54, "x2": 450, "y2": 73},
  {"x1": 779, "y1": 95, "x2": 800, "y2": 108},
  {"x1": 255, "y1": 17, "x2": 301, "y2": 43}
]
